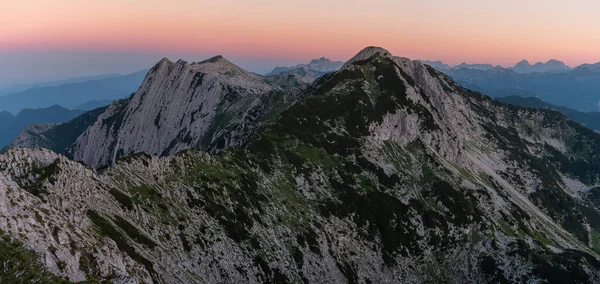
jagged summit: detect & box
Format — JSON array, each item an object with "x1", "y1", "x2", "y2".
[
  {"x1": 311, "y1": 56, "x2": 328, "y2": 62},
  {"x1": 152, "y1": 55, "x2": 256, "y2": 80},
  {"x1": 511, "y1": 59, "x2": 571, "y2": 73},
  {"x1": 342, "y1": 46, "x2": 392, "y2": 69},
  {"x1": 199, "y1": 55, "x2": 225, "y2": 63}
]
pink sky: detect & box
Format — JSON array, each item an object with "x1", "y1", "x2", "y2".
[{"x1": 1, "y1": 0, "x2": 600, "y2": 83}]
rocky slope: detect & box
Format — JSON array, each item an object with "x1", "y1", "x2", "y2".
[
  {"x1": 64, "y1": 56, "x2": 308, "y2": 167},
  {"x1": 3, "y1": 47, "x2": 600, "y2": 283}
]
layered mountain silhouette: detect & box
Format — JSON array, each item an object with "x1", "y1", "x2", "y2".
[
  {"x1": 498, "y1": 95, "x2": 600, "y2": 132},
  {"x1": 0, "y1": 73, "x2": 123, "y2": 97},
  {"x1": 74, "y1": 100, "x2": 112, "y2": 111},
  {"x1": 419, "y1": 58, "x2": 573, "y2": 73},
  {"x1": 267, "y1": 57, "x2": 343, "y2": 76},
  {"x1": 511, "y1": 59, "x2": 571, "y2": 73},
  {"x1": 423, "y1": 62, "x2": 600, "y2": 111},
  {"x1": 0, "y1": 105, "x2": 84, "y2": 148},
  {"x1": 0, "y1": 70, "x2": 147, "y2": 114},
  {"x1": 4, "y1": 47, "x2": 600, "y2": 283}
]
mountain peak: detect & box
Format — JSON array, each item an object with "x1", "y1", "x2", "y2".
[
  {"x1": 194, "y1": 55, "x2": 244, "y2": 72},
  {"x1": 152, "y1": 55, "x2": 241, "y2": 75},
  {"x1": 511, "y1": 58, "x2": 571, "y2": 73},
  {"x1": 0, "y1": 110, "x2": 13, "y2": 118},
  {"x1": 342, "y1": 46, "x2": 392, "y2": 69},
  {"x1": 308, "y1": 57, "x2": 333, "y2": 65},
  {"x1": 150, "y1": 55, "x2": 256, "y2": 80},
  {"x1": 199, "y1": 55, "x2": 226, "y2": 64},
  {"x1": 267, "y1": 57, "x2": 343, "y2": 76}
]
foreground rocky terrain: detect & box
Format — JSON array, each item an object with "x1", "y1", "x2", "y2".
[{"x1": 3, "y1": 47, "x2": 600, "y2": 283}]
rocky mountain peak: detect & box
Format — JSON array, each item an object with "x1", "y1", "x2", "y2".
[
  {"x1": 511, "y1": 59, "x2": 571, "y2": 73},
  {"x1": 195, "y1": 55, "x2": 239, "y2": 70},
  {"x1": 157, "y1": 57, "x2": 170, "y2": 64},
  {"x1": 516, "y1": 59, "x2": 531, "y2": 65},
  {"x1": 309, "y1": 56, "x2": 328, "y2": 63},
  {"x1": 267, "y1": 57, "x2": 343, "y2": 76},
  {"x1": 342, "y1": 46, "x2": 393, "y2": 69}
]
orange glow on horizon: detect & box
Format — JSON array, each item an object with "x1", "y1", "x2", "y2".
[{"x1": 2, "y1": 0, "x2": 600, "y2": 67}]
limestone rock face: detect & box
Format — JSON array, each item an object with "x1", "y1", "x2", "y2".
[
  {"x1": 2, "y1": 47, "x2": 600, "y2": 283},
  {"x1": 69, "y1": 56, "x2": 307, "y2": 167}
]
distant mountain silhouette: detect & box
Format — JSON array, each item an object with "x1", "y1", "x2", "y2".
[
  {"x1": 0, "y1": 73, "x2": 122, "y2": 97},
  {"x1": 0, "y1": 70, "x2": 147, "y2": 114},
  {"x1": 267, "y1": 57, "x2": 343, "y2": 75},
  {"x1": 497, "y1": 95, "x2": 600, "y2": 131},
  {"x1": 0, "y1": 105, "x2": 84, "y2": 148},
  {"x1": 417, "y1": 60, "x2": 452, "y2": 71},
  {"x1": 454, "y1": 62, "x2": 496, "y2": 70},
  {"x1": 422, "y1": 61, "x2": 600, "y2": 111},
  {"x1": 419, "y1": 59, "x2": 572, "y2": 73},
  {"x1": 74, "y1": 100, "x2": 112, "y2": 111},
  {"x1": 510, "y1": 59, "x2": 571, "y2": 73}
]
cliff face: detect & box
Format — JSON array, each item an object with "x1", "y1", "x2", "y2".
[
  {"x1": 2, "y1": 47, "x2": 600, "y2": 283},
  {"x1": 68, "y1": 56, "x2": 307, "y2": 167}
]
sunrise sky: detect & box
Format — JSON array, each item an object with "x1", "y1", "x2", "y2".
[{"x1": 1, "y1": 0, "x2": 600, "y2": 85}]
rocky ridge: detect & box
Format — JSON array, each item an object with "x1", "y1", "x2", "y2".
[{"x1": 2, "y1": 47, "x2": 600, "y2": 283}]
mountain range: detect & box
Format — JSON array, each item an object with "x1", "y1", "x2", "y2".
[
  {"x1": 0, "y1": 70, "x2": 147, "y2": 114},
  {"x1": 3, "y1": 47, "x2": 600, "y2": 283},
  {"x1": 511, "y1": 59, "x2": 571, "y2": 73},
  {"x1": 421, "y1": 62, "x2": 600, "y2": 112},
  {"x1": 0, "y1": 73, "x2": 123, "y2": 97},
  {"x1": 0, "y1": 105, "x2": 85, "y2": 148},
  {"x1": 419, "y1": 58, "x2": 575, "y2": 73},
  {"x1": 266, "y1": 57, "x2": 343, "y2": 76},
  {"x1": 497, "y1": 95, "x2": 600, "y2": 132}
]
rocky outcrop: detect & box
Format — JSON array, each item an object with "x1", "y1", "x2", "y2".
[{"x1": 9, "y1": 123, "x2": 57, "y2": 148}]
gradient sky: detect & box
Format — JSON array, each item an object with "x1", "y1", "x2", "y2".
[{"x1": 1, "y1": 0, "x2": 600, "y2": 85}]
